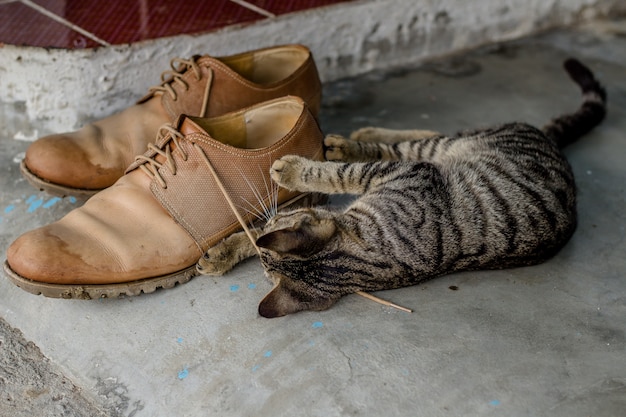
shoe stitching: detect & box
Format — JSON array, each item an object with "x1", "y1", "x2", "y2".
[
  {"x1": 211, "y1": 58, "x2": 311, "y2": 92},
  {"x1": 204, "y1": 50, "x2": 314, "y2": 92},
  {"x1": 184, "y1": 111, "x2": 313, "y2": 160},
  {"x1": 152, "y1": 189, "x2": 204, "y2": 253}
]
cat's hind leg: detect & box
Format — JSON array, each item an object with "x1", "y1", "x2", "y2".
[
  {"x1": 325, "y1": 131, "x2": 442, "y2": 162},
  {"x1": 197, "y1": 230, "x2": 259, "y2": 276},
  {"x1": 325, "y1": 134, "x2": 381, "y2": 162},
  {"x1": 325, "y1": 129, "x2": 443, "y2": 162},
  {"x1": 327, "y1": 128, "x2": 452, "y2": 163},
  {"x1": 351, "y1": 127, "x2": 441, "y2": 143}
]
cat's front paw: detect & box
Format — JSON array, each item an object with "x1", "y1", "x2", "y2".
[
  {"x1": 270, "y1": 155, "x2": 306, "y2": 190},
  {"x1": 196, "y1": 243, "x2": 238, "y2": 276}
]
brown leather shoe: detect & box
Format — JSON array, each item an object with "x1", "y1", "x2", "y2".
[
  {"x1": 5, "y1": 97, "x2": 325, "y2": 299},
  {"x1": 21, "y1": 44, "x2": 322, "y2": 197}
]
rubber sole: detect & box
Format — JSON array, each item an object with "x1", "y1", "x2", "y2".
[
  {"x1": 3, "y1": 261, "x2": 197, "y2": 299},
  {"x1": 3, "y1": 191, "x2": 328, "y2": 299},
  {"x1": 20, "y1": 160, "x2": 102, "y2": 198}
]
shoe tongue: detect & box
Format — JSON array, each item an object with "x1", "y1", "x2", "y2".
[{"x1": 177, "y1": 114, "x2": 207, "y2": 136}]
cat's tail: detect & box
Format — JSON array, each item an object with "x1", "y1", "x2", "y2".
[{"x1": 542, "y1": 58, "x2": 607, "y2": 148}]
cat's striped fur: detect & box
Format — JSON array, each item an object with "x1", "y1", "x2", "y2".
[{"x1": 197, "y1": 58, "x2": 606, "y2": 318}]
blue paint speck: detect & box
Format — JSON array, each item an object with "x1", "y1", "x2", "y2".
[
  {"x1": 489, "y1": 400, "x2": 500, "y2": 406},
  {"x1": 264, "y1": 350, "x2": 272, "y2": 358},
  {"x1": 27, "y1": 198, "x2": 44, "y2": 213},
  {"x1": 312, "y1": 321, "x2": 323, "y2": 329},
  {"x1": 247, "y1": 283, "x2": 256, "y2": 290},
  {"x1": 177, "y1": 337, "x2": 183, "y2": 344},
  {"x1": 26, "y1": 195, "x2": 37, "y2": 204},
  {"x1": 43, "y1": 197, "x2": 61, "y2": 208},
  {"x1": 251, "y1": 365, "x2": 260, "y2": 372},
  {"x1": 4, "y1": 205, "x2": 15, "y2": 214},
  {"x1": 177, "y1": 368, "x2": 189, "y2": 380},
  {"x1": 69, "y1": 196, "x2": 77, "y2": 204},
  {"x1": 230, "y1": 284, "x2": 240, "y2": 292}
]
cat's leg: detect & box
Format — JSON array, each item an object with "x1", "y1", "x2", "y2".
[
  {"x1": 350, "y1": 127, "x2": 441, "y2": 143},
  {"x1": 325, "y1": 134, "x2": 380, "y2": 162},
  {"x1": 326, "y1": 125, "x2": 442, "y2": 162},
  {"x1": 271, "y1": 155, "x2": 393, "y2": 195},
  {"x1": 196, "y1": 230, "x2": 259, "y2": 276},
  {"x1": 325, "y1": 132, "x2": 442, "y2": 163}
]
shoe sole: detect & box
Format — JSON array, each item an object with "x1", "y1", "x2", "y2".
[
  {"x1": 3, "y1": 192, "x2": 328, "y2": 299},
  {"x1": 20, "y1": 160, "x2": 102, "y2": 198},
  {"x1": 3, "y1": 261, "x2": 198, "y2": 299}
]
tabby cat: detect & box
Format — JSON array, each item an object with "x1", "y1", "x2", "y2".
[{"x1": 197, "y1": 58, "x2": 606, "y2": 318}]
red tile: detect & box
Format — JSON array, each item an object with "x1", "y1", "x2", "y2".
[
  {"x1": 32, "y1": 0, "x2": 267, "y2": 46},
  {"x1": 246, "y1": 0, "x2": 354, "y2": 15},
  {"x1": 0, "y1": 1, "x2": 99, "y2": 48},
  {"x1": 1, "y1": 0, "x2": 356, "y2": 49}
]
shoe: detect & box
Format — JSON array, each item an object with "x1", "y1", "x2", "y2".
[
  {"x1": 4, "y1": 97, "x2": 325, "y2": 299},
  {"x1": 21, "y1": 44, "x2": 322, "y2": 197}
]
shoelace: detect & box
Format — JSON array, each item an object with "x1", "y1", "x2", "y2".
[
  {"x1": 135, "y1": 124, "x2": 188, "y2": 189},
  {"x1": 149, "y1": 57, "x2": 202, "y2": 101},
  {"x1": 148, "y1": 56, "x2": 213, "y2": 117}
]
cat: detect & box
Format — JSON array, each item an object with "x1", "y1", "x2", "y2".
[{"x1": 197, "y1": 58, "x2": 606, "y2": 318}]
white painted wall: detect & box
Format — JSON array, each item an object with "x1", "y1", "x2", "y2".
[{"x1": 1, "y1": 0, "x2": 623, "y2": 138}]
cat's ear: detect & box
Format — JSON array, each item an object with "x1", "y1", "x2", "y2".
[
  {"x1": 258, "y1": 281, "x2": 337, "y2": 318},
  {"x1": 258, "y1": 283, "x2": 304, "y2": 318},
  {"x1": 256, "y1": 219, "x2": 336, "y2": 257}
]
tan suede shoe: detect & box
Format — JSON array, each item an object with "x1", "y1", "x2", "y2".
[
  {"x1": 21, "y1": 44, "x2": 322, "y2": 197},
  {"x1": 5, "y1": 97, "x2": 325, "y2": 299}
]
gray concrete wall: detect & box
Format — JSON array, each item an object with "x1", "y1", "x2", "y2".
[{"x1": 1, "y1": 0, "x2": 624, "y2": 139}]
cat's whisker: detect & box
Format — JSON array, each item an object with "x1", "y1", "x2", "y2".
[
  {"x1": 260, "y1": 163, "x2": 280, "y2": 221},
  {"x1": 238, "y1": 197, "x2": 270, "y2": 223},
  {"x1": 237, "y1": 192, "x2": 267, "y2": 218},
  {"x1": 259, "y1": 163, "x2": 272, "y2": 205},
  {"x1": 271, "y1": 179, "x2": 280, "y2": 219},
  {"x1": 237, "y1": 167, "x2": 273, "y2": 223},
  {"x1": 236, "y1": 201, "x2": 266, "y2": 222}
]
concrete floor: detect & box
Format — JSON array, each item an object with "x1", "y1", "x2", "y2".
[{"x1": 1, "y1": 20, "x2": 625, "y2": 417}]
